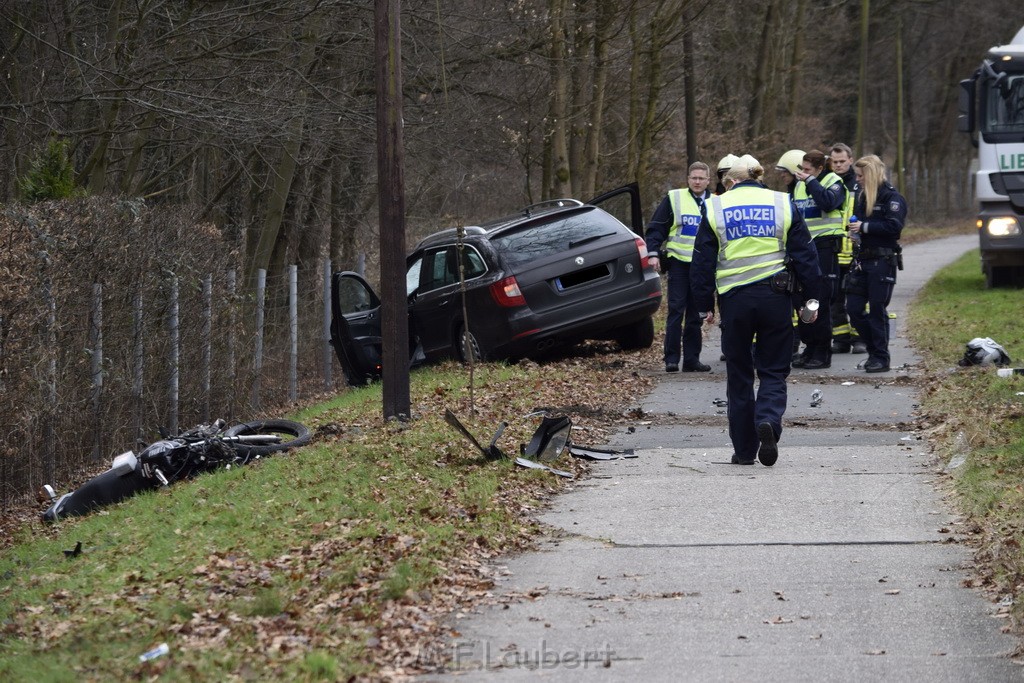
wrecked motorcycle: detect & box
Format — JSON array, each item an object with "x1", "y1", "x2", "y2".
[{"x1": 41, "y1": 418, "x2": 311, "y2": 522}]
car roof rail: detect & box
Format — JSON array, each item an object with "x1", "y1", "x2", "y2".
[
  {"x1": 415, "y1": 225, "x2": 487, "y2": 248},
  {"x1": 520, "y1": 198, "x2": 585, "y2": 217}
]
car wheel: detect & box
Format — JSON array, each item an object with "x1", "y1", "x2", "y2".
[
  {"x1": 615, "y1": 316, "x2": 655, "y2": 350},
  {"x1": 457, "y1": 324, "x2": 485, "y2": 363}
]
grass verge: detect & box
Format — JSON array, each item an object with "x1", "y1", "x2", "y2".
[
  {"x1": 907, "y1": 248, "x2": 1024, "y2": 640},
  {"x1": 0, "y1": 347, "x2": 656, "y2": 680}
]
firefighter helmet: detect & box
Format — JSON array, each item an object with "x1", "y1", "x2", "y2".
[{"x1": 775, "y1": 149, "x2": 806, "y2": 175}]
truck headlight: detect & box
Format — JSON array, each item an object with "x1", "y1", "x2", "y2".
[{"x1": 986, "y1": 217, "x2": 1021, "y2": 237}]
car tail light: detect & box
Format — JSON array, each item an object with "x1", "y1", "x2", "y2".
[
  {"x1": 635, "y1": 238, "x2": 652, "y2": 270},
  {"x1": 490, "y1": 276, "x2": 526, "y2": 307}
]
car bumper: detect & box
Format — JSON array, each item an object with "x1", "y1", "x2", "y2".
[{"x1": 489, "y1": 278, "x2": 662, "y2": 358}]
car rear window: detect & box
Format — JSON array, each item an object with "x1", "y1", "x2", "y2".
[{"x1": 489, "y1": 208, "x2": 626, "y2": 269}]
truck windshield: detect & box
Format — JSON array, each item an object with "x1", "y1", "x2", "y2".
[{"x1": 982, "y1": 73, "x2": 1024, "y2": 134}]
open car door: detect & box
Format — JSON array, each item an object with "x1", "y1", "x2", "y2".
[
  {"x1": 330, "y1": 272, "x2": 383, "y2": 386},
  {"x1": 586, "y1": 182, "x2": 644, "y2": 236}
]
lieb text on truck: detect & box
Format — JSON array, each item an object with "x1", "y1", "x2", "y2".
[{"x1": 958, "y1": 25, "x2": 1024, "y2": 288}]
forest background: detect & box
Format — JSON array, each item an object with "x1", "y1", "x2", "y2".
[{"x1": 0, "y1": 0, "x2": 1011, "y2": 502}]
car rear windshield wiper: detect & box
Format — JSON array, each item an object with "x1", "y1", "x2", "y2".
[{"x1": 568, "y1": 232, "x2": 616, "y2": 249}]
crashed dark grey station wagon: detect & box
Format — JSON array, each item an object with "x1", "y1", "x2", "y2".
[{"x1": 330, "y1": 184, "x2": 662, "y2": 386}]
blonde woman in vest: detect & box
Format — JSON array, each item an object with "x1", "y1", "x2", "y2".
[
  {"x1": 691, "y1": 158, "x2": 823, "y2": 466},
  {"x1": 646, "y1": 162, "x2": 713, "y2": 372},
  {"x1": 791, "y1": 149, "x2": 848, "y2": 370}
]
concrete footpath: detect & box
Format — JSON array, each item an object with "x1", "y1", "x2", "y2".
[{"x1": 427, "y1": 234, "x2": 1024, "y2": 681}]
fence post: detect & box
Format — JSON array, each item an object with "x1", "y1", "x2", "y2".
[
  {"x1": 168, "y1": 274, "x2": 179, "y2": 435},
  {"x1": 90, "y1": 282, "x2": 104, "y2": 461},
  {"x1": 252, "y1": 268, "x2": 266, "y2": 411},
  {"x1": 356, "y1": 253, "x2": 366, "y2": 277},
  {"x1": 44, "y1": 277, "x2": 57, "y2": 481},
  {"x1": 323, "y1": 259, "x2": 333, "y2": 390},
  {"x1": 202, "y1": 274, "x2": 212, "y2": 422},
  {"x1": 227, "y1": 269, "x2": 237, "y2": 422},
  {"x1": 289, "y1": 264, "x2": 298, "y2": 403},
  {"x1": 132, "y1": 286, "x2": 144, "y2": 445}
]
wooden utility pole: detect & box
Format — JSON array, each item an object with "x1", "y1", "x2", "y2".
[
  {"x1": 856, "y1": 0, "x2": 870, "y2": 158},
  {"x1": 375, "y1": 0, "x2": 410, "y2": 419}
]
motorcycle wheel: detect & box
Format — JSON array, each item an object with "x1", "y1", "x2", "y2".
[
  {"x1": 223, "y1": 418, "x2": 312, "y2": 457},
  {"x1": 42, "y1": 468, "x2": 156, "y2": 521}
]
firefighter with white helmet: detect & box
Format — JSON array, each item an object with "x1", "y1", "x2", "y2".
[
  {"x1": 715, "y1": 153, "x2": 739, "y2": 195},
  {"x1": 775, "y1": 149, "x2": 805, "y2": 192}
]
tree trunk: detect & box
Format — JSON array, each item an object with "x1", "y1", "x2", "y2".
[
  {"x1": 330, "y1": 153, "x2": 369, "y2": 270},
  {"x1": 547, "y1": 0, "x2": 571, "y2": 199},
  {"x1": 569, "y1": 0, "x2": 588, "y2": 197},
  {"x1": 627, "y1": 5, "x2": 641, "y2": 181},
  {"x1": 582, "y1": 0, "x2": 614, "y2": 197},
  {"x1": 747, "y1": 0, "x2": 778, "y2": 140},
  {"x1": 682, "y1": 7, "x2": 697, "y2": 166},
  {"x1": 895, "y1": 13, "x2": 905, "y2": 189},
  {"x1": 245, "y1": 23, "x2": 318, "y2": 288},
  {"x1": 785, "y1": 0, "x2": 808, "y2": 128}
]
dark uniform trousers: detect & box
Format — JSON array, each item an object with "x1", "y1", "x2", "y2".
[
  {"x1": 664, "y1": 256, "x2": 703, "y2": 367},
  {"x1": 796, "y1": 235, "x2": 839, "y2": 361},
  {"x1": 846, "y1": 256, "x2": 897, "y2": 366},
  {"x1": 720, "y1": 280, "x2": 792, "y2": 460}
]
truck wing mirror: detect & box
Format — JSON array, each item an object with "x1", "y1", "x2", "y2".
[{"x1": 958, "y1": 78, "x2": 976, "y2": 133}]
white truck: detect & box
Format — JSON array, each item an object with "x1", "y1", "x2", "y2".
[{"x1": 958, "y1": 24, "x2": 1024, "y2": 288}]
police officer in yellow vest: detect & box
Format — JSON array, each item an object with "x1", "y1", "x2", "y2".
[
  {"x1": 646, "y1": 162, "x2": 713, "y2": 372},
  {"x1": 691, "y1": 158, "x2": 822, "y2": 466},
  {"x1": 791, "y1": 149, "x2": 847, "y2": 369},
  {"x1": 828, "y1": 143, "x2": 866, "y2": 354}
]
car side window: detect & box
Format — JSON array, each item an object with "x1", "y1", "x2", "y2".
[
  {"x1": 462, "y1": 248, "x2": 487, "y2": 279},
  {"x1": 420, "y1": 248, "x2": 450, "y2": 293},
  {"x1": 420, "y1": 245, "x2": 487, "y2": 294},
  {"x1": 406, "y1": 256, "x2": 422, "y2": 297},
  {"x1": 337, "y1": 277, "x2": 374, "y2": 314}
]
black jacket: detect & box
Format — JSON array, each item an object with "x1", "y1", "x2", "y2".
[{"x1": 855, "y1": 182, "x2": 907, "y2": 251}]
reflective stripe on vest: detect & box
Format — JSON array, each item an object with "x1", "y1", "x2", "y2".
[
  {"x1": 837, "y1": 180, "x2": 857, "y2": 264},
  {"x1": 706, "y1": 187, "x2": 790, "y2": 294},
  {"x1": 665, "y1": 189, "x2": 703, "y2": 263},
  {"x1": 794, "y1": 171, "x2": 846, "y2": 239}
]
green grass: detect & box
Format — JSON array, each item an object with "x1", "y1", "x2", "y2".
[
  {"x1": 0, "y1": 357, "x2": 642, "y2": 679},
  {"x1": 907, "y1": 248, "x2": 1024, "y2": 628}
]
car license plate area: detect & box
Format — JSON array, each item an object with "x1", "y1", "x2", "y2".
[{"x1": 554, "y1": 264, "x2": 611, "y2": 292}]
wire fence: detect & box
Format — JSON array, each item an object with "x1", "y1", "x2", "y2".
[
  {"x1": 3, "y1": 261, "x2": 347, "y2": 507},
  {"x1": 902, "y1": 163, "x2": 975, "y2": 220},
  {"x1": 0, "y1": 200, "x2": 351, "y2": 508}
]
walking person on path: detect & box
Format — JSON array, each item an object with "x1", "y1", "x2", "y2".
[
  {"x1": 645, "y1": 162, "x2": 714, "y2": 373},
  {"x1": 846, "y1": 154, "x2": 908, "y2": 373},
  {"x1": 691, "y1": 157, "x2": 822, "y2": 466}
]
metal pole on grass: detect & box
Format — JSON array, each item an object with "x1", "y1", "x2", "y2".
[
  {"x1": 90, "y1": 282, "x2": 104, "y2": 461},
  {"x1": 322, "y1": 259, "x2": 333, "y2": 390},
  {"x1": 289, "y1": 264, "x2": 298, "y2": 403},
  {"x1": 252, "y1": 268, "x2": 266, "y2": 411},
  {"x1": 132, "y1": 287, "x2": 144, "y2": 445},
  {"x1": 202, "y1": 274, "x2": 212, "y2": 422},
  {"x1": 167, "y1": 274, "x2": 179, "y2": 435}
]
